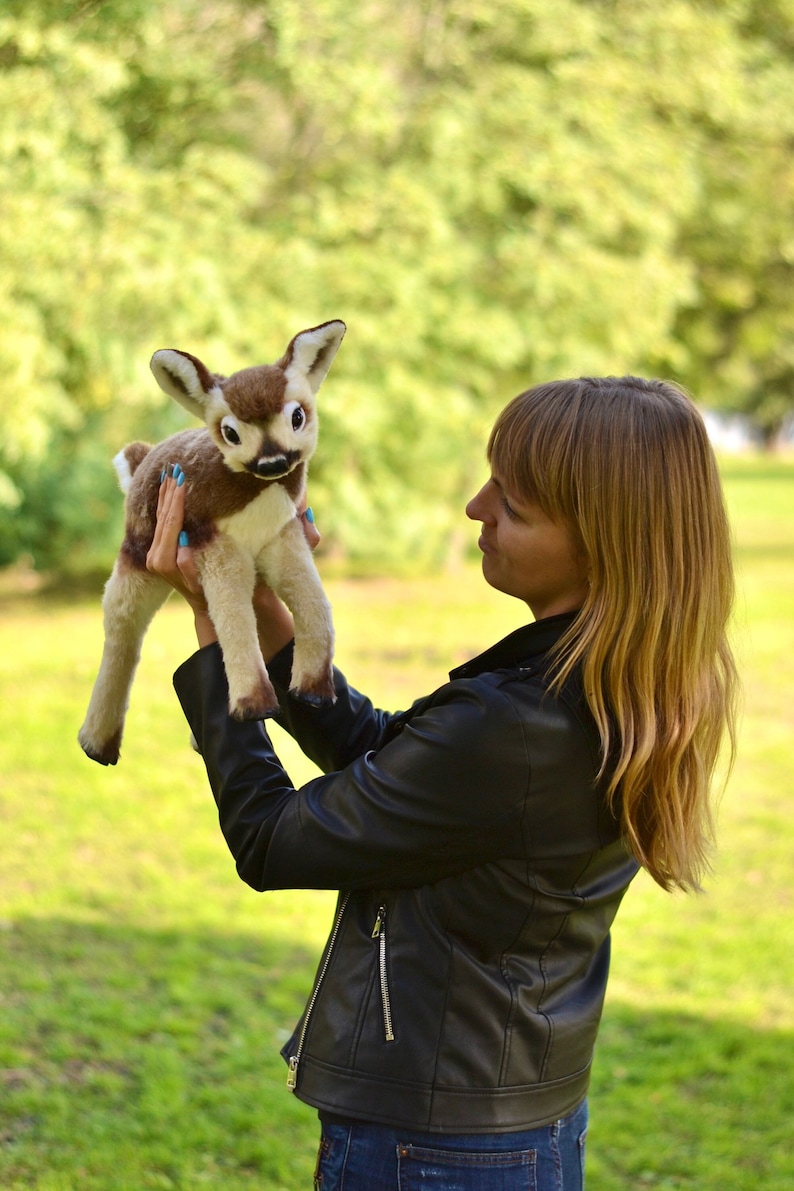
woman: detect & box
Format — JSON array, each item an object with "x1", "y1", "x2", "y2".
[{"x1": 148, "y1": 375, "x2": 738, "y2": 1189}]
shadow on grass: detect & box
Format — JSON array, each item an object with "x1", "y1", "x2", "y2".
[
  {"x1": 589, "y1": 1001, "x2": 794, "y2": 1190},
  {"x1": 1, "y1": 917, "x2": 792, "y2": 1191},
  {"x1": 0, "y1": 916, "x2": 322, "y2": 1191}
]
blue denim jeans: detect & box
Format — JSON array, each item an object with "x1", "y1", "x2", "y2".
[{"x1": 313, "y1": 1100, "x2": 588, "y2": 1190}]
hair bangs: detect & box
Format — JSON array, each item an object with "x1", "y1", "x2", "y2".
[{"x1": 486, "y1": 384, "x2": 581, "y2": 525}]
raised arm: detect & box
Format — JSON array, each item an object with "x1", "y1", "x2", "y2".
[{"x1": 173, "y1": 643, "x2": 531, "y2": 894}]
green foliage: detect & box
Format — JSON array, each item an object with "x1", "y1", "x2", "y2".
[{"x1": 0, "y1": 1, "x2": 792, "y2": 572}]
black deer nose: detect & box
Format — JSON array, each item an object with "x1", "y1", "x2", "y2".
[{"x1": 250, "y1": 455, "x2": 289, "y2": 478}]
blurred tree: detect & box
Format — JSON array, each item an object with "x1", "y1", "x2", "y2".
[
  {"x1": 663, "y1": 0, "x2": 794, "y2": 444},
  {"x1": 0, "y1": 1, "x2": 274, "y2": 568},
  {"x1": 0, "y1": 0, "x2": 790, "y2": 575}
]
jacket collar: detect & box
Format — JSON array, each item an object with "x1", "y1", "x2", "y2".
[{"x1": 448, "y1": 612, "x2": 579, "y2": 681}]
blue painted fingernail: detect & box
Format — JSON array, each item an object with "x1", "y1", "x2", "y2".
[
  {"x1": 178, "y1": 531, "x2": 189, "y2": 547},
  {"x1": 176, "y1": 471, "x2": 185, "y2": 487},
  {"x1": 305, "y1": 507, "x2": 315, "y2": 524},
  {"x1": 173, "y1": 463, "x2": 182, "y2": 479},
  {"x1": 160, "y1": 470, "x2": 166, "y2": 484}
]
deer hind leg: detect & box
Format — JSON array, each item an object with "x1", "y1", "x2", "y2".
[
  {"x1": 79, "y1": 558, "x2": 172, "y2": 765},
  {"x1": 196, "y1": 535, "x2": 279, "y2": 719},
  {"x1": 258, "y1": 519, "x2": 335, "y2": 705}
]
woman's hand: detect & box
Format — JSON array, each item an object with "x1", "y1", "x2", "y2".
[
  {"x1": 298, "y1": 503, "x2": 321, "y2": 551},
  {"x1": 146, "y1": 466, "x2": 217, "y2": 646}
]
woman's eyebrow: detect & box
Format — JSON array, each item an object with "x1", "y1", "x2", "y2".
[{"x1": 492, "y1": 474, "x2": 525, "y2": 506}]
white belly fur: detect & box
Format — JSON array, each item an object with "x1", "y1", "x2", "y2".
[{"x1": 216, "y1": 484, "x2": 296, "y2": 557}]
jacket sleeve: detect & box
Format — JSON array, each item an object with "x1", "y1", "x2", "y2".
[
  {"x1": 263, "y1": 638, "x2": 395, "y2": 773},
  {"x1": 173, "y1": 642, "x2": 530, "y2": 893}
]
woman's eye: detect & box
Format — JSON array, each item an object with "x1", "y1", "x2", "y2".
[
  {"x1": 221, "y1": 422, "x2": 241, "y2": 445},
  {"x1": 292, "y1": 406, "x2": 305, "y2": 431},
  {"x1": 502, "y1": 497, "x2": 519, "y2": 520}
]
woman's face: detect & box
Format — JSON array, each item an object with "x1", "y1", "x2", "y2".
[{"x1": 466, "y1": 474, "x2": 589, "y2": 619}]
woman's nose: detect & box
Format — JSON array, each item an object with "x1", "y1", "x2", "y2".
[{"x1": 466, "y1": 483, "x2": 491, "y2": 522}]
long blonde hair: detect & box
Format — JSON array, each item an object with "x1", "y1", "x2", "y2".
[{"x1": 488, "y1": 376, "x2": 739, "y2": 892}]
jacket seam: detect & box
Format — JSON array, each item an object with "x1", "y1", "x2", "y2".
[
  {"x1": 536, "y1": 914, "x2": 569, "y2": 1082},
  {"x1": 427, "y1": 882, "x2": 460, "y2": 1129},
  {"x1": 348, "y1": 941, "x2": 378, "y2": 1068},
  {"x1": 500, "y1": 683, "x2": 536, "y2": 1087}
]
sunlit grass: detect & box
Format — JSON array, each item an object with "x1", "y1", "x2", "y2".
[{"x1": 0, "y1": 455, "x2": 792, "y2": 1189}]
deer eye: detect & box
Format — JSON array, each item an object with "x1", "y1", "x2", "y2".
[
  {"x1": 291, "y1": 406, "x2": 305, "y2": 431},
  {"x1": 220, "y1": 418, "x2": 241, "y2": 446}
]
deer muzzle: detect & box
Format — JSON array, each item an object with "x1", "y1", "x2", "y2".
[{"x1": 248, "y1": 449, "x2": 301, "y2": 479}]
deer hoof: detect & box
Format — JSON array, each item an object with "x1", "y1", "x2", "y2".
[
  {"x1": 230, "y1": 695, "x2": 280, "y2": 721},
  {"x1": 290, "y1": 673, "x2": 336, "y2": 707},
  {"x1": 78, "y1": 728, "x2": 121, "y2": 766}
]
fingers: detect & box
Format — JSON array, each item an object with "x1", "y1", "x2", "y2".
[
  {"x1": 299, "y1": 505, "x2": 321, "y2": 551},
  {"x1": 154, "y1": 464, "x2": 168, "y2": 519},
  {"x1": 145, "y1": 464, "x2": 215, "y2": 642},
  {"x1": 146, "y1": 465, "x2": 207, "y2": 606},
  {"x1": 146, "y1": 465, "x2": 186, "y2": 577}
]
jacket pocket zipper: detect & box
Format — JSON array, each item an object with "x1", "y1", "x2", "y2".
[
  {"x1": 287, "y1": 890, "x2": 351, "y2": 1092},
  {"x1": 371, "y1": 904, "x2": 395, "y2": 1043}
]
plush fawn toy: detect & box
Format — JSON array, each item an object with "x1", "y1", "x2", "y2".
[{"x1": 78, "y1": 319, "x2": 345, "y2": 766}]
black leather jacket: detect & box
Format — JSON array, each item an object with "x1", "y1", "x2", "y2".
[{"x1": 173, "y1": 612, "x2": 639, "y2": 1133}]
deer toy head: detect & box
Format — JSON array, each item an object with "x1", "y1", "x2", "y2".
[
  {"x1": 150, "y1": 320, "x2": 345, "y2": 482},
  {"x1": 78, "y1": 320, "x2": 345, "y2": 767}
]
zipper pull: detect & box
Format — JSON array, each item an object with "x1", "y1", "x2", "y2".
[
  {"x1": 287, "y1": 1055, "x2": 299, "y2": 1091},
  {"x1": 371, "y1": 906, "x2": 385, "y2": 938}
]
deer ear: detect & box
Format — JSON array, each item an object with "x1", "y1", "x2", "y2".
[
  {"x1": 150, "y1": 349, "x2": 220, "y2": 418},
  {"x1": 282, "y1": 320, "x2": 346, "y2": 395}
]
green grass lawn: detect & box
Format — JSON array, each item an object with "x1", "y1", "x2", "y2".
[{"x1": 1, "y1": 456, "x2": 792, "y2": 1189}]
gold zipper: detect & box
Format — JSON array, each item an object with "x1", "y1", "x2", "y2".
[{"x1": 287, "y1": 891, "x2": 351, "y2": 1091}]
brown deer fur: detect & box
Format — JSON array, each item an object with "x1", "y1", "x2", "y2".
[{"x1": 78, "y1": 320, "x2": 345, "y2": 766}]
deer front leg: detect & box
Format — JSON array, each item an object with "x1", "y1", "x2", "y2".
[
  {"x1": 79, "y1": 557, "x2": 172, "y2": 765},
  {"x1": 196, "y1": 534, "x2": 279, "y2": 719},
  {"x1": 258, "y1": 518, "x2": 335, "y2": 705}
]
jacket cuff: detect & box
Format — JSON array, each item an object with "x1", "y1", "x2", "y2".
[
  {"x1": 264, "y1": 638, "x2": 296, "y2": 694},
  {"x1": 173, "y1": 642, "x2": 227, "y2": 754}
]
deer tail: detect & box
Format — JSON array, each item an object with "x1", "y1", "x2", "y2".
[{"x1": 113, "y1": 442, "x2": 152, "y2": 494}]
